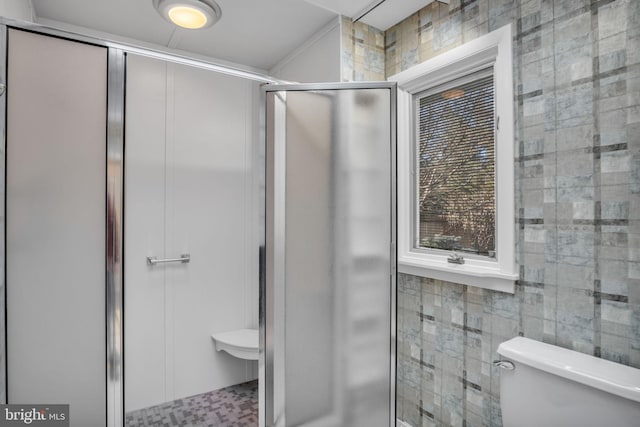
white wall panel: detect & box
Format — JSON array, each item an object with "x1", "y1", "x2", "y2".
[
  {"x1": 6, "y1": 29, "x2": 107, "y2": 426},
  {"x1": 0, "y1": 0, "x2": 34, "y2": 21},
  {"x1": 169, "y1": 62, "x2": 254, "y2": 399},
  {"x1": 123, "y1": 54, "x2": 169, "y2": 412},
  {"x1": 270, "y1": 18, "x2": 341, "y2": 83},
  {"x1": 125, "y1": 54, "x2": 257, "y2": 412}
]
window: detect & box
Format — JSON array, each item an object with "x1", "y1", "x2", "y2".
[
  {"x1": 416, "y1": 71, "x2": 496, "y2": 256},
  {"x1": 390, "y1": 24, "x2": 517, "y2": 293}
]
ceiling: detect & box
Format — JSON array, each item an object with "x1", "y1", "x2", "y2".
[
  {"x1": 31, "y1": 0, "x2": 338, "y2": 71},
  {"x1": 31, "y1": 0, "x2": 446, "y2": 72},
  {"x1": 308, "y1": 0, "x2": 447, "y2": 31}
]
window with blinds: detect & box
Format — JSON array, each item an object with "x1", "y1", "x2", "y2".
[{"x1": 415, "y1": 71, "x2": 496, "y2": 256}]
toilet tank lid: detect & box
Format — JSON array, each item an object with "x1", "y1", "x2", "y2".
[{"x1": 497, "y1": 337, "x2": 640, "y2": 403}]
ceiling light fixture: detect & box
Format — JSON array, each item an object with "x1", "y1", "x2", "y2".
[{"x1": 153, "y1": 0, "x2": 222, "y2": 30}]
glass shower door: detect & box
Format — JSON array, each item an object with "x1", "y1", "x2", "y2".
[{"x1": 262, "y1": 83, "x2": 397, "y2": 427}]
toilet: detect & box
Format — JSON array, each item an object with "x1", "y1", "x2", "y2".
[
  {"x1": 496, "y1": 337, "x2": 640, "y2": 427},
  {"x1": 211, "y1": 329, "x2": 259, "y2": 360}
]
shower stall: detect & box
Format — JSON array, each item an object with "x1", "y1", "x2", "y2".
[{"x1": 0, "y1": 20, "x2": 396, "y2": 427}]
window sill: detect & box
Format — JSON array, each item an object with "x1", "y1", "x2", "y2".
[{"x1": 398, "y1": 252, "x2": 517, "y2": 294}]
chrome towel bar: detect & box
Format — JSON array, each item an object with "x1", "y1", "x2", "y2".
[{"x1": 146, "y1": 254, "x2": 190, "y2": 265}]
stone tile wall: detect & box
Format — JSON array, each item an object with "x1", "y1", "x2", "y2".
[
  {"x1": 343, "y1": 0, "x2": 640, "y2": 425},
  {"x1": 340, "y1": 16, "x2": 385, "y2": 81}
]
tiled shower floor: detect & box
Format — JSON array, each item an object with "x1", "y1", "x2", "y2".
[{"x1": 125, "y1": 380, "x2": 258, "y2": 427}]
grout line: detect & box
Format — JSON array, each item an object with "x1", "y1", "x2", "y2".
[{"x1": 590, "y1": 0, "x2": 603, "y2": 359}]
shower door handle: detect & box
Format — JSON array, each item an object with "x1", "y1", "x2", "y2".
[{"x1": 146, "y1": 254, "x2": 190, "y2": 265}]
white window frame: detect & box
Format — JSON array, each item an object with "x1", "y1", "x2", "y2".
[{"x1": 389, "y1": 24, "x2": 517, "y2": 294}]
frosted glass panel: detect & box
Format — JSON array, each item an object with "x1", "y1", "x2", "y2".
[
  {"x1": 6, "y1": 29, "x2": 107, "y2": 426},
  {"x1": 266, "y1": 86, "x2": 394, "y2": 427}
]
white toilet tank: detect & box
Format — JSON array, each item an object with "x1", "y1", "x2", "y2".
[{"x1": 497, "y1": 337, "x2": 640, "y2": 427}]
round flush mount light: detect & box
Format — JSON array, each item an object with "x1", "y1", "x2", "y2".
[{"x1": 153, "y1": 0, "x2": 222, "y2": 30}]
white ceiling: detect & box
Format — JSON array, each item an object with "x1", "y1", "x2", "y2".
[
  {"x1": 307, "y1": 0, "x2": 449, "y2": 31},
  {"x1": 304, "y1": 0, "x2": 374, "y2": 18},
  {"x1": 359, "y1": 0, "x2": 448, "y2": 31},
  {"x1": 31, "y1": 0, "x2": 338, "y2": 71},
  {"x1": 31, "y1": 0, "x2": 447, "y2": 72}
]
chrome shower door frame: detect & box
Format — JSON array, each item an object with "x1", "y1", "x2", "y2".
[
  {"x1": 261, "y1": 82, "x2": 398, "y2": 427},
  {"x1": 0, "y1": 23, "x2": 6, "y2": 406},
  {"x1": 106, "y1": 46, "x2": 126, "y2": 427}
]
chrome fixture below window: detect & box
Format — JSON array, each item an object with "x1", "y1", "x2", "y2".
[{"x1": 447, "y1": 252, "x2": 465, "y2": 264}]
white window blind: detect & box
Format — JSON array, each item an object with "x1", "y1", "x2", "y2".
[{"x1": 415, "y1": 72, "x2": 495, "y2": 256}]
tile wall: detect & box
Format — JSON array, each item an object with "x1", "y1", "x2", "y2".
[
  {"x1": 340, "y1": 16, "x2": 386, "y2": 81},
  {"x1": 344, "y1": 0, "x2": 640, "y2": 425}
]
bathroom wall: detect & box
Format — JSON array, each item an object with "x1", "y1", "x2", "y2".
[
  {"x1": 343, "y1": 0, "x2": 640, "y2": 425},
  {"x1": 0, "y1": 0, "x2": 34, "y2": 22},
  {"x1": 125, "y1": 54, "x2": 258, "y2": 412},
  {"x1": 340, "y1": 16, "x2": 385, "y2": 82},
  {"x1": 270, "y1": 17, "x2": 341, "y2": 83}
]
